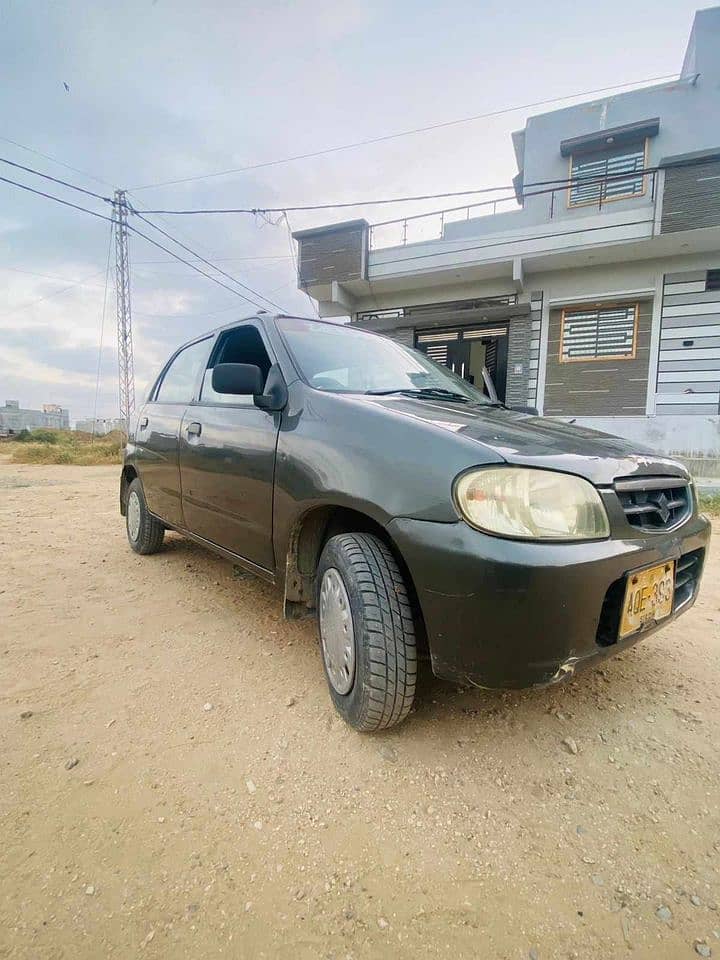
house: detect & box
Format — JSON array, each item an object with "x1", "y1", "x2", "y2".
[{"x1": 292, "y1": 7, "x2": 720, "y2": 460}]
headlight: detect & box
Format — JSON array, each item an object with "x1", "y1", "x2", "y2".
[{"x1": 454, "y1": 467, "x2": 609, "y2": 541}]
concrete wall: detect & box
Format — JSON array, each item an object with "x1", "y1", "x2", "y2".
[
  {"x1": 557, "y1": 414, "x2": 720, "y2": 460},
  {"x1": 656, "y1": 266, "x2": 720, "y2": 414},
  {"x1": 0, "y1": 406, "x2": 70, "y2": 431}
]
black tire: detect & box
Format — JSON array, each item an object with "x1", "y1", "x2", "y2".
[
  {"x1": 125, "y1": 478, "x2": 165, "y2": 555},
  {"x1": 316, "y1": 533, "x2": 417, "y2": 731}
]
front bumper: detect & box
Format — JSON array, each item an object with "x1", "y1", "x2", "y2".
[{"x1": 388, "y1": 513, "x2": 710, "y2": 689}]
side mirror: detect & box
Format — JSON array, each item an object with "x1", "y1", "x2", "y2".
[
  {"x1": 212, "y1": 363, "x2": 263, "y2": 396},
  {"x1": 254, "y1": 364, "x2": 288, "y2": 412}
]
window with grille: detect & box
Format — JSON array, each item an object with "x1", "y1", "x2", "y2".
[
  {"x1": 559, "y1": 304, "x2": 638, "y2": 362},
  {"x1": 568, "y1": 141, "x2": 646, "y2": 207}
]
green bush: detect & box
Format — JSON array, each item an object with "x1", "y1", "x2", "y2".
[
  {"x1": 13, "y1": 429, "x2": 33, "y2": 442},
  {"x1": 29, "y1": 429, "x2": 59, "y2": 444},
  {"x1": 6, "y1": 425, "x2": 124, "y2": 465},
  {"x1": 699, "y1": 492, "x2": 720, "y2": 516}
]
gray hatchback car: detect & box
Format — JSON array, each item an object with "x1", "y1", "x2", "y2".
[{"x1": 121, "y1": 314, "x2": 710, "y2": 730}]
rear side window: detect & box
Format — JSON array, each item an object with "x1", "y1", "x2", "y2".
[
  {"x1": 200, "y1": 325, "x2": 272, "y2": 405},
  {"x1": 155, "y1": 338, "x2": 210, "y2": 403}
]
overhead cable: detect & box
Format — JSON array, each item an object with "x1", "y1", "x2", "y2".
[
  {"x1": 0, "y1": 134, "x2": 115, "y2": 188},
  {"x1": 128, "y1": 157, "x2": 705, "y2": 218},
  {"x1": 130, "y1": 73, "x2": 680, "y2": 190},
  {"x1": 0, "y1": 155, "x2": 112, "y2": 202},
  {"x1": 0, "y1": 175, "x2": 283, "y2": 312},
  {"x1": 130, "y1": 209, "x2": 288, "y2": 313}
]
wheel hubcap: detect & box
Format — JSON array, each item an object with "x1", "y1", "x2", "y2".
[
  {"x1": 319, "y1": 568, "x2": 355, "y2": 694},
  {"x1": 127, "y1": 490, "x2": 141, "y2": 542}
]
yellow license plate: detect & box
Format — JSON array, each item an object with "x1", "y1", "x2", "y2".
[{"x1": 619, "y1": 561, "x2": 675, "y2": 639}]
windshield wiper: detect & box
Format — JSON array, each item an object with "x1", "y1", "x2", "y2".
[{"x1": 365, "y1": 387, "x2": 471, "y2": 403}]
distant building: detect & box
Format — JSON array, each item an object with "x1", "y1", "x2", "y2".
[
  {"x1": 75, "y1": 417, "x2": 126, "y2": 435},
  {"x1": 0, "y1": 399, "x2": 70, "y2": 433}
]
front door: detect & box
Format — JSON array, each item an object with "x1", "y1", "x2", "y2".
[
  {"x1": 416, "y1": 325, "x2": 508, "y2": 401},
  {"x1": 178, "y1": 322, "x2": 278, "y2": 572},
  {"x1": 135, "y1": 336, "x2": 213, "y2": 526}
]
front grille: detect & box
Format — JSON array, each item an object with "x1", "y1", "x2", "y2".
[
  {"x1": 595, "y1": 547, "x2": 705, "y2": 646},
  {"x1": 615, "y1": 476, "x2": 692, "y2": 532}
]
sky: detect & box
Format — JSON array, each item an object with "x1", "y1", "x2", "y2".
[{"x1": 0, "y1": 0, "x2": 706, "y2": 422}]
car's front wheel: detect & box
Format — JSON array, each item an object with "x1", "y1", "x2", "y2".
[
  {"x1": 126, "y1": 478, "x2": 165, "y2": 555},
  {"x1": 316, "y1": 533, "x2": 417, "y2": 731}
]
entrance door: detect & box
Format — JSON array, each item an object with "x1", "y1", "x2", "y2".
[{"x1": 416, "y1": 325, "x2": 508, "y2": 401}]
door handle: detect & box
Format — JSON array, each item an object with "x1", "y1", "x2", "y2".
[
  {"x1": 139, "y1": 416, "x2": 148, "y2": 429},
  {"x1": 186, "y1": 421, "x2": 202, "y2": 437}
]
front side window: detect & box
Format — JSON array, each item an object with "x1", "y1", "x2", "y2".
[
  {"x1": 559, "y1": 304, "x2": 638, "y2": 363},
  {"x1": 200, "y1": 324, "x2": 272, "y2": 405},
  {"x1": 569, "y1": 141, "x2": 646, "y2": 207},
  {"x1": 155, "y1": 338, "x2": 211, "y2": 403},
  {"x1": 276, "y1": 316, "x2": 494, "y2": 405}
]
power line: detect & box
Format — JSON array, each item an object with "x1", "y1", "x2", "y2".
[
  {"x1": 127, "y1": 191, "x2": 224, "y2": 262},
  {"x1": 126, "y1": 158, "x2": 696, "y2": 218},
  {"x1": 0, "y1": 174, "x2": 287, "y2": 311},
  {"x1": 130, "y1": 73, "x2": 680, "y2": 191},
  {"x1": 130, "y1": 209, "x2": 288, "y2": 313},
  {"x1": 0, "y1": 155, "x2": 112, "y2": 202},
  {"x1": 0, "y1": 268, "x2": 108, "y2": 321},
  {"x1": 0, "y1": 264, "x2": 106, "y2": 285},
  {"x1": 0, "y1": 134, "x2": 115, "y2": 189},
  {"x1": 0, "y1": 163, "x2": 287, "y2": 313},
  {"x1": 0, "y1": 174, "x2": 114, "y2": 224},
  {"x1": 129, "y1": 222, "x2": 279, "y2": 310},
  {"x1": 137, "y1": 186, "x2": 517, "y2": 215},
  {"x1": 134, "y1": 255, "x2": 292, "y2": 264}
]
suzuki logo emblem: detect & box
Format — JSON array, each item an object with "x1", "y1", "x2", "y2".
[{"x1": 652, "y1": 491, "x2": 671, "y2": 524}]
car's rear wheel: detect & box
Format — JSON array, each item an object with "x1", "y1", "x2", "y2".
[
  {"x1": 316, "y1": 533, "x2": 417, "y2": 731},
  {"x1": 126, "y1": 478, "x2": 165, "y2": 555}
]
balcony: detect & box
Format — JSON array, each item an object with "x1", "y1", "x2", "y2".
[
  {"x1": 368, "y1": 173, "x2": 661, "y2": 283},
  {"x1": 293, "y1": 159, "x2": 720, "y2": 314}
]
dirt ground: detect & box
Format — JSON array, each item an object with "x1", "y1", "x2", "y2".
[{"x1": 1, "y1": 463, "x2": 719, "y2": 960}]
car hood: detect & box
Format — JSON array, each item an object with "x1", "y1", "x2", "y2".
[{"x1": 356, "y1": 395, "x2": 689, "y2": 486}]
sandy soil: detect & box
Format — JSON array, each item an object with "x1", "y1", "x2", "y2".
[{"x1": 1, "y1": 462, "x2": 719, "y2": 960}]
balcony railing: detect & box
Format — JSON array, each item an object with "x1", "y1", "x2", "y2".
[
  {"x1": 368, "y1": 170, "x2": 659, "y2": 251},
  {"x1": 369, "y1": 195, "x2": 520, "y2": 250}
]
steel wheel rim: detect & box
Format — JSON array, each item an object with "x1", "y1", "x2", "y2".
[
  {"x1": 127, "y1": 490, "x2": 141, "y2": 542},
  {"x1": 319, "y1": 568, "x2": 355, "y2": 695}
]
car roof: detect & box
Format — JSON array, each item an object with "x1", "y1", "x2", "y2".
[{"x1": 179, "y1": 312, "x2": 387, "y2": 348}]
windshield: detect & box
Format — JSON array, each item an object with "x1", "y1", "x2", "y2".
[{"x1": 276, "y1": 317, "x2": 494, "y2": 405}]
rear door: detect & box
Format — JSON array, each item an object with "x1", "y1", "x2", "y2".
[
  {"x1": 134, "y1": 336, "x2": 212, "y2": 526},
  {"x1": 178, "y1": 321, "x2": 279, "y2": 572}
]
